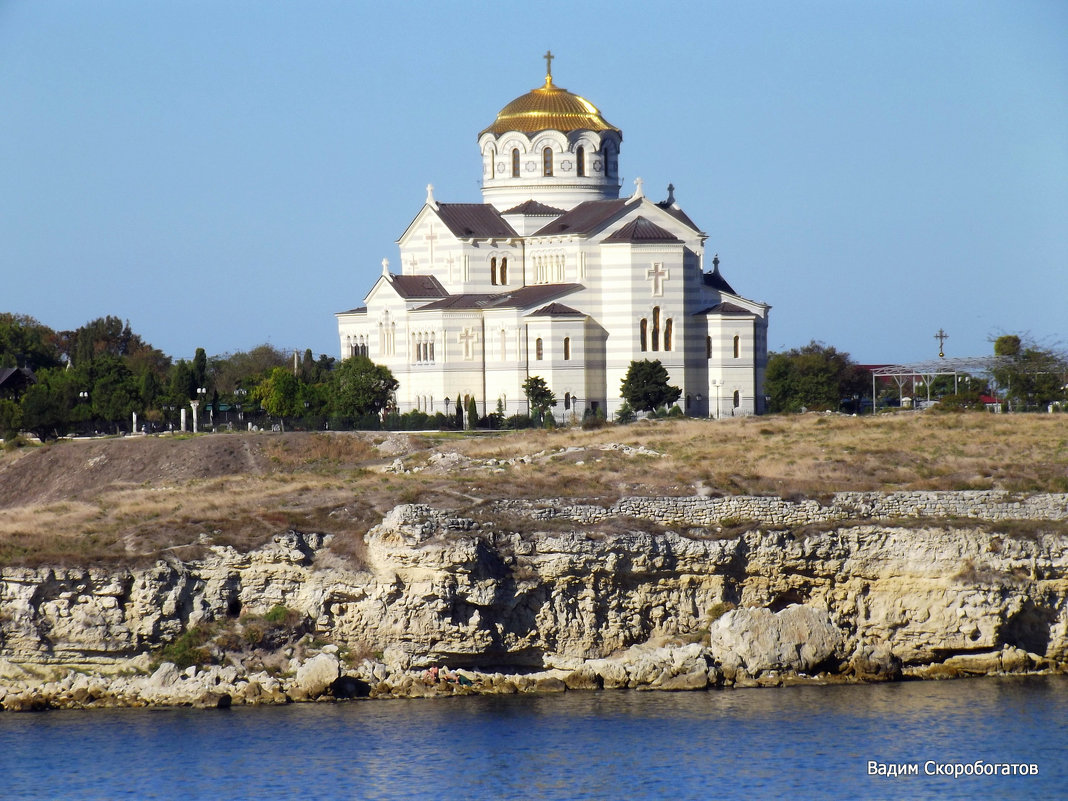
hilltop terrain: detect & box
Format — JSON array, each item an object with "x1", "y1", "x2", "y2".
[{"x1": 1, "y1": 412, "x2": 1066, "y2": 567}]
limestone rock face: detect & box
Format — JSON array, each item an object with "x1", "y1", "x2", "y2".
[
  {"x1": 1, "y1": 493, "x2": 1067, "y2": 708},
  {"x1": 290, "y1": 652, "x2": 341, "y2": 700},
  {"x1": 709, "y1": 605, "x2": 843, "y2": 677}
]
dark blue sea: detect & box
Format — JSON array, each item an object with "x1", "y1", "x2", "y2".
[{"x1": 1, "y1": 676, "x2": 1064, "y2": 800}]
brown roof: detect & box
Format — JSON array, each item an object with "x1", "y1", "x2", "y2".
[
  {"x1": 336, "y1": 306, "x2": 367, "y2": 315},
  {"x1": 436, "y1": 203, "x2": 517, "y2": 239},
  {"x1": 702, "y1": 269, "x2": 736, "y2": 294},
  {"x1": 655, "y1": 201, "x2": 701, "y2": 232},
  {"x1": 389, "y1": 274, "x2": 448, "y2": 299},
  {"x1": 502, "y1": 200, "x2": 566, "y2": 216},
  {"x1": 492, "y1": 283, "x2": 583, "y2": 309},
  {"x1": 417, "y1": 283, "x2": 583, "y2": 312},
  {"x1": 602, "y1": 216, "x2": 681, "y2": 244},
  {"x1": 532, "y1": 198, "x2": 632, "y2": 236},
  {"x1": 528, "y1": 302, "x2": 584, "y2": 317},
  {"x1": 697, "y1": 302, "x2": 752, "y2": 315}
]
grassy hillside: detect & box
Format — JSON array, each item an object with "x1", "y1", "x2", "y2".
[{"x1": 1, "y1": 412, "x2": 1066, "y2": 567}]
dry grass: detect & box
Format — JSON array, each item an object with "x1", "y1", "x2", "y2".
[{"x1": 0, "y1": 412, "x2": 1066, "y2": 566}]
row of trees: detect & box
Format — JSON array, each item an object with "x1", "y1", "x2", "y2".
[
  {"x1": 3, "y1": 312, "x2": 1063, "y2": 439},
  {"x1": 0, "y1": 314, "x2": 402, "y2": 440},
  {"x1": 765, "y1": 336, "x2": 1068, "y2": 414}
]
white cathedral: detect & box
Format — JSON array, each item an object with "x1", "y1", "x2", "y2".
[{"x1": 337, "y1": 55, "x2": 770, "y2": 420}]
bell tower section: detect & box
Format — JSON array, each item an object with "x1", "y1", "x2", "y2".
[{"x1": 478, "y1": 52, "x2": 623, "y2": 213}]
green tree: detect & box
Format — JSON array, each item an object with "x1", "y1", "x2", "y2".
[
  {"x1": 992, "y1": 335, "x2": 1067, "y2": 410},
  {"x1": 67, "y1": 316, "x2": 145, "y2": 366},
  {"x1": 465, "y1": 395, "x2": 479, "y2": 430},
  {"x1": 331, "y1": 356, "x2": 398, "y2": 419},
  {"x1": 169, "y1": 359, "x2": 196, "y2": 402},
  {"x1": 619, "y1": 359, "x2": 681, "y2": 413},
  {"x1": 765, "y1": 341, "x2": 869, "y2": 414},
  {"x1": 254, "y1": 367, "x2": 303, "y2": 431},
  {"x1": 88, "y1": 355, "x2": 140, "y2": 430},
  {"x1": 0, "y1": 398, "x2": 22, "y2": 440},
  {"x1": 20, "y1": 368, "x2": 78, "y2": 440},
  {"x1": 210, "y1": 344, "x2": 288, "y2": 394},
  {"x1": 192, "y1": 347, "x2": 208, "y2": 390},
  {"x1": 522, "y1": 375, "x2": 557, "y2": 423},
  {"x1": 0, "y1": 313, "x2": 61, "y2": 371},
  {"x1": 454, "y1": 394, "x2": 463, "y2": 429}
]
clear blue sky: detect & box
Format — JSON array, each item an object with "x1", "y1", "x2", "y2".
[{"x1": 2, "y1": 1, "x2": 1065, "y2": 365}]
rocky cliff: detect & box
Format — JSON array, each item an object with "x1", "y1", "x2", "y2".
[{"x1": 1, "y1": 491, "x2": 1066, "y2": 709}]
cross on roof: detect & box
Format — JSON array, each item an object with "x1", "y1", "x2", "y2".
[
  {"x1": 934, "y1": 328, "x2": 949, "y2": 358},
  {"x1": 544, "y1": 50, "x2": 554, "y2": 81}
]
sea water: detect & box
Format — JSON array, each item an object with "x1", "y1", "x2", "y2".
[{"x1": 1, "y1": 676, "x2": 1065, "y2": 800}]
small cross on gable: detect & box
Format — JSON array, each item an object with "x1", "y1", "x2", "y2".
[{"x1": 424, "y1": 224, "x2": 438, "y2": 265}]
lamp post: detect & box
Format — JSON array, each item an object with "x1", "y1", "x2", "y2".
[{"x1": 711, "y1": 380, "x2": 722, "y2": 419}]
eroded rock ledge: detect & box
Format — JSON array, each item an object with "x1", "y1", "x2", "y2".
[{"x1": 1, "y1": 491, "x2": 1066, "y2": 710}]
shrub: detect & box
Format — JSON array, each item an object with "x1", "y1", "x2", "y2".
[{"x1": 158, "y1": 624, "x2": 216, "y2": 669}]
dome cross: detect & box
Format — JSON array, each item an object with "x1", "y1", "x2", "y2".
[{"x1": 544, "y1": 50, "x2": 554, "y2": 84}]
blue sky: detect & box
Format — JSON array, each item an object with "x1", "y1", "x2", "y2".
[{"x1": 2, "y1": 1, "x2": 1065, "y2": 365}]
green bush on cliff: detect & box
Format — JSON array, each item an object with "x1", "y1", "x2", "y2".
[{"x1": 157, "y1": 624, "x2": 216, "y2": 670}]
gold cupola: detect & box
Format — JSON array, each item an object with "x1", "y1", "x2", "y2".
[
  {"x1": 480, "y1": 73, "x2": 619, "y2": 137},
  {"x1": 479, "y1": 52, "x2": 623, "y2": 213}
]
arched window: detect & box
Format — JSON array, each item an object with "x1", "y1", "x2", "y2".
[
  {"x1": 500, "y1": 257, "x2": 507, "y2": 285},
  {"x1": 604, "y1": 143, "x2": 616, "y2": 178},
  {"x1": 564, "y1": 392, "x2": 571, "y2": 410},
  {"x1": 489, "y1": 147, "x2": 495, "y2": 179},
  {"x1": 664, "y1": 319, "x2": 673, "y2": 351},
  {"x1": 563, "y1": 337, "x2": 571, "y2": 360},
  {"x1": 576, "y1": 146, "x2": 585, "y2": 177},
  {"x1": 640, "y1": 319, "x2": 648, "y2": 352},
  {"x1": 733, "y1": 390, "x2": 740, "y2": 408},
  {"x1": 491, "y1": 257, "x2": 498, "y2": 286},
  {"x1": 535, "y1": 338, "x2": 544, "y2": 360},
  {"x1": 733, "y1": 335, "x2": 740, "y2": 358},
  {"x1": 651, "y1": 307, "x2": 661, "y2": 352},
  {"x1": 706, "y1": 336, "x2": 712, "y2": 359},
  {"x1": 512, "y1": 149, "x2": 520, "y2": 178},
  {"x1": 543, "y1": 147, "x2": 553, "y2": 177}
]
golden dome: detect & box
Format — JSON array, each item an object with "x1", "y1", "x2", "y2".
[{"x1": 480, "y1": 75, "x2": 619, "y2": 137}]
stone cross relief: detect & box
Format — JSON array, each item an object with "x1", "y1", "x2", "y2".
[
  {"x1": 424, "y1": 224, "x2": 437, "y2": 266},
  {"x1": 445, "y1": 254, "x2": 455, "y2": 283},
  {"x1": 458, "y1": 327, "x2": 478, "y2": 360},
  {"x1": 646, "y1": 262, "x2": 668, "y2": 297}
]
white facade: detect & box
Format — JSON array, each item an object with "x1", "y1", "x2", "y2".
[{"x1": 337, "y1": 64, "x2": 770, "y2": 420}]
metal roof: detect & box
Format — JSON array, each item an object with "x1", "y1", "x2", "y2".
[
  {"x1": 389, "y1": 274, "x2": 448, "y2": 299},
  {"x1": 416, "y1": 283, "x2": 583, "y2": 312},
  {"x1": 655, "y1": 201, "x2": 700, "y2": 232},
  {"x1": 532, "y1": 198, "x2": 632, "y2": 237},
  {"x1": 696, "y1": 302, "x2": 753, "y2": 316},
  {"x1": 702, "y1": 268, "x2": 736, "y2": 295},
  {"x1": 435, "y1": 203, "x2": 517, "y2": 239},
  {"x1": 528, "y1": 302, "x2": 584, "y2": 317},
  {"x1": 480, "y1": 76, "x2": 620, "y2": 137},
  {"x1": 502, "y1": 200, "x2": 566, "y2": 216},
  {"x1": 602, "y1": 216, "x2": 681, "y2": 244}
]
